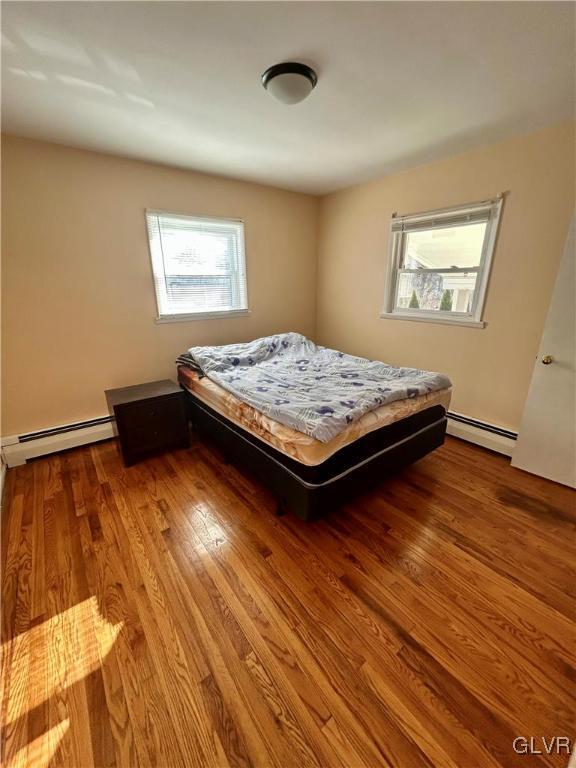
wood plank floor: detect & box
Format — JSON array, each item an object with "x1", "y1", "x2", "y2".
[{"x1": 1, "y1": 434, "x2": 575, "y2": 768}]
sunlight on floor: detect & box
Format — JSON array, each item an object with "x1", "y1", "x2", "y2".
[
  {"x1": 2, "y1": 596, "x2": 123, "y2": 767},
  {"x1": 9, "y1": 718, "x2": 70, "y2": 768}
]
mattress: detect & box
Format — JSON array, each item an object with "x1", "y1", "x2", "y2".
[{"x1": 178, "y1": 366, "x2": 451, "y2": 466}]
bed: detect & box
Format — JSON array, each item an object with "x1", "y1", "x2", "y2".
[{"x1": 177, "y1": 333, "x2": 451, "y2": 521}]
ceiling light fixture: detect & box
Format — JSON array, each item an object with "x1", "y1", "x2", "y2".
[{"x1": 261, "y1": 62, "x2": 317, "y2": 105}]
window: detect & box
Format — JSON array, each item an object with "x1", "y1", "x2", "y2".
[
  {"x1": 146, "y1": 210, "x2": 248, "y2": 321},
  {"x1": 381, "y1": 197, "x2": 503, "y2": 327}
]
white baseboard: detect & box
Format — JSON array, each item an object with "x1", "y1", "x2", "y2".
[
  {"x1": 2, "y1": 420, "x2": 115, "y2": 468},
  {"x1": 446, "y1": 418, "x2": 516, "y2": 457}
]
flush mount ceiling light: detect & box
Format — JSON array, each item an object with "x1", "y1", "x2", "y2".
[{"x1": 261, "y1": 62, "x2": 317, "y2": 105}]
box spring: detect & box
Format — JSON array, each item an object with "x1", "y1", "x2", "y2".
[{"x1": 183, "y1": 388, "x2": 447, "y2": 521}]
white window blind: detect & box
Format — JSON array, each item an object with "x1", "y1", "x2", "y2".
[
  {"x1": 146, "y1": 210, "x2": 248, "y2": 321},
  {"x1": 382, "y1": 197, "x2": 503, "y2": 328}
]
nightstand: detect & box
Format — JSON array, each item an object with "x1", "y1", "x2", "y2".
[{"x1": 105, "y1": 379, "x2": 189, "y2": 466}]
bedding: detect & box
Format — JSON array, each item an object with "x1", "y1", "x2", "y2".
[
  {"x1": 178, "y1": 366, "x2": 452, "y2": 466},
  {"x1": 177, "y1": 332, "x2": 451, "y2": 443}
]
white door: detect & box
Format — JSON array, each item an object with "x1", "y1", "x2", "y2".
[{"x1": 512, "y1": 214, "x2": 575, "y2": 487}]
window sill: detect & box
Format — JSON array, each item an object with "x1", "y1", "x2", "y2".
[
  {"x1": 379, "y1": 312, "x2": 485, "y2": 329},
  {"x1": 155, "y1": 309, "x2": 251, "y2": 324}
]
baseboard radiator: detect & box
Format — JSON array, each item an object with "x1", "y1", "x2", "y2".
[
  {"x1": 446, "y1": 411, "x2": 517, "y2": 457},
  {"x1": 2, "y1": 416, "x2": 116, "y2": 468},
  {"x1": 1, "y1": 410, "x2": 517, "y2": 468}
]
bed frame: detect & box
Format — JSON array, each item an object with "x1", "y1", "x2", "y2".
[{"x1": 182, "y1": 388, "x2": 447, "y2": 521}]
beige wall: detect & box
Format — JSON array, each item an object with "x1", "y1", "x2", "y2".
[
  {"x1": 1, "y1": 136, "x2": 318, "y2": 435},
  {"x1": 317, "y1": 122, "x2": 575, "y2": 432},
  {"x1": 3, "y1": 123, "x2": 574, "y2": 437}
]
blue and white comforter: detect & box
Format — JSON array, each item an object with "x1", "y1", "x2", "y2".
[{"x1": 178, "y1": 332, "x2": 451, "y2": 443}]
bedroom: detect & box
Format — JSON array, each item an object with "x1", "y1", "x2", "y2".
[{"x1": 1, "y1": 2, "x2": 575, "y2": 767}]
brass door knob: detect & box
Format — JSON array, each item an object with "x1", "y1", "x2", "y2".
[{"x1": 541, "y1": 355, "x2": 554, "y2": 365}]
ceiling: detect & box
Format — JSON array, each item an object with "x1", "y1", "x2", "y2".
[{"x1": 2, "y1": 1, "x2": 574, "y2": 194}]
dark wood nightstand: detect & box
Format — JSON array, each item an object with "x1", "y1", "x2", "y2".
[{"x1": 105, "y1": 380, "x2": 189, "y2": 466}]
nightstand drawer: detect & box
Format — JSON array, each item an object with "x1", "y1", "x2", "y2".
[
  {"x1": 117, "y1": 395, "x2": 183, "y2": 432},
  {"x1": 120, "y1": 417, "x2": 183, "y2": 452}
]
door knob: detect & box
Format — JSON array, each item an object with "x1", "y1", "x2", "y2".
[{"x1": 541, "y1": 355, "x2": 554, "y2": 365}]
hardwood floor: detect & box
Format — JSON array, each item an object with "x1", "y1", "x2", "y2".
[{"x1": 1, "y1": 434, "x2": 575, "y2": 768}]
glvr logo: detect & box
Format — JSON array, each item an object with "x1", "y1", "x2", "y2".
[{"x1": 513, "y1": 736, "x2": 572, "y2": 755}]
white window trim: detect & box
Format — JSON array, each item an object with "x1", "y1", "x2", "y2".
[
  {"x1": 145, "y1": 208, "x2": 249, "y2": 323},
  {"x1": 155, "y1": 309, "x2": 251, "y2": 324},
  {"x1": 380, "y1": 196, "x2": 504, "y2": 328}
]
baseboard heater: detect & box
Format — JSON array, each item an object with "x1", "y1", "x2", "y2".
[
  {"x1": 1, "y1": 409, "x2": 517, "y2": 468},
  {"x1": 2, "y1": 416, "x2": 116, "y2": 468},
  {"x1": 446, "y1": 411, "x2": 517, "y2": 457},
  {"x1": 18, "y1": 415, "x2": 115, "y2": 442}
]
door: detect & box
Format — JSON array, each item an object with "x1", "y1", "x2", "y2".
[{"x1": 512, "y1": 214, "x2": 575, "y2": 487}]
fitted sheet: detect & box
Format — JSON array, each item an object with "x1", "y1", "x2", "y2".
[{"x1": 178, "y1": 366, "x2": 451, "y2": 466}]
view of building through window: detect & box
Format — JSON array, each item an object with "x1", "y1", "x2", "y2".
[
  {"x1": 395, "y1": 222, "x2": 486, "y2": 313},
  {"x1": 146, "y1": 211, "x2": 247, "y2": 318}
]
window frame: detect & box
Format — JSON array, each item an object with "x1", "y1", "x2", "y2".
[
  {"x1": 145, "y1": 208, "x2": 250, "y2": 323},
  {"x1": 380, "y1": 196, "x2": 503, "y2": 328}
]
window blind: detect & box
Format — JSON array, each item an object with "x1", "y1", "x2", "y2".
[
  {"x1": 146, "y1": 210, "x2": 247, "y2": 318},
  {"x1": 391, "y1": 200, "x2": 497, "y2": 233}
]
